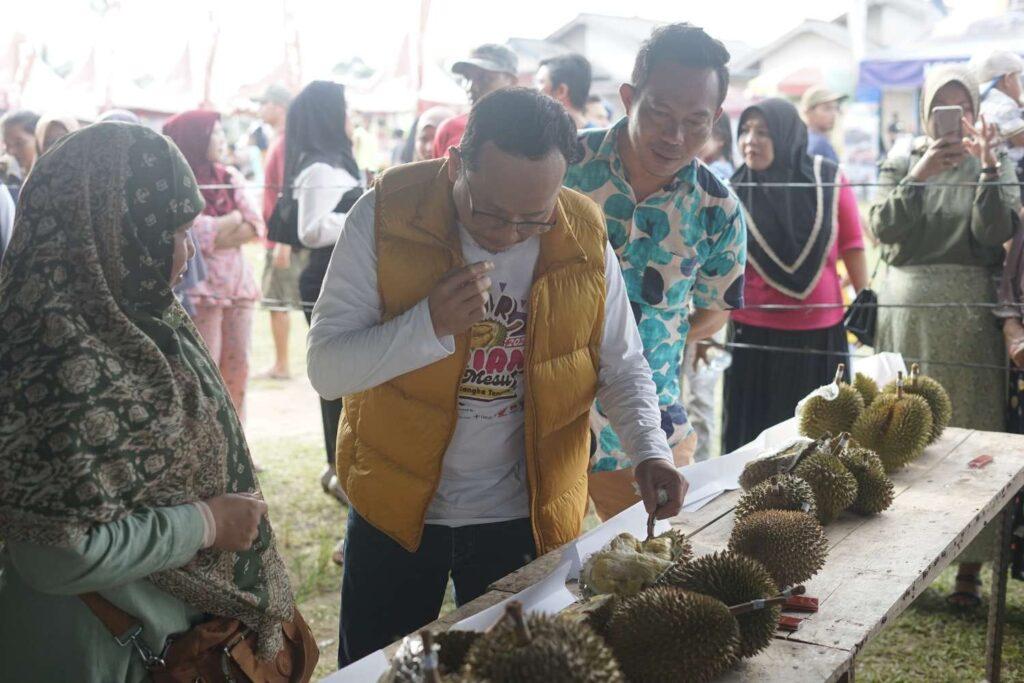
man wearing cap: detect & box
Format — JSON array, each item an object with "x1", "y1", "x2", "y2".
[
  {"x1": 255, "y1": 84, "x2": 304, "y2": 381},
  {"x1": 801, "y1": 85, "x2": 847, "y2": 164},
  {"x1": 972, "y1": 50, "x2": 1024, "y2": 165},
  {"x1": 432, "y1": 44, "x2": 518, "y2": 159}
]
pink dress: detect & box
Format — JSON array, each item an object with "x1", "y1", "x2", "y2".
[
  {"x1": 732, "y1": 175, "x2": 864, "y2": 331},
  {"x1": 188, "y1": 167, "x2": 266, "y2": 422}
]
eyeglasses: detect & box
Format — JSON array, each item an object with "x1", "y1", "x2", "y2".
[{"x1": 463, "y1": 169, "x2": 557, "y2": 237}]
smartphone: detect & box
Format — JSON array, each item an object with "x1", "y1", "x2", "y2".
[{"x1": 931, "y1": 105, "x2": 963, "y2": 140}]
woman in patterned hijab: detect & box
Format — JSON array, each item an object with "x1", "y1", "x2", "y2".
[{"x1": 0, "y1": 122, "x2": 294, "y2": 679}]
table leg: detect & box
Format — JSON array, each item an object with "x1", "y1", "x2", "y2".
[{"x1": 985, "y1": 503, "x2": 1014, "y2": 683}]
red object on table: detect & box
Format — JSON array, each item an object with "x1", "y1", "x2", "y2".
[
  {"x1": 777, "y1": 615, "x2": 804, "y2": 632},
  {"x1": 969, "y1": 455, "x2": 994, "y2": 469},
  {"x1": 784, "y1": 595, "x2": 819, "y2": 613}
]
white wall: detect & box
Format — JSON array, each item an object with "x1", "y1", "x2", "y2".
[
  {"x1": 867, "y1": 5, "x2": 933, "y2": 49},
  {"x1": 757, "y1": 33, "x2": 856, "y2": 86}
]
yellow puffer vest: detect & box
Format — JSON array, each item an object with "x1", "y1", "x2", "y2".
[{"x1": 336, "y1": 159, "x2": 607, "y2": 554}]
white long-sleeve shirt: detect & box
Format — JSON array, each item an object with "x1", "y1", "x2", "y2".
[
  {"x1": 295, "y1": 162, "x2": 360, "y2": 249},
  {"x1": 0, "y1": 184, "x2": 15, "y2": 258},
  {"x1": 307, "y1": 189, "x2": 672, "y2": 525}
]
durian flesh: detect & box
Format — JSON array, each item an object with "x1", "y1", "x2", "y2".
[{"x1": 580, "y1": 531, "x2": 690, "y2": 597}]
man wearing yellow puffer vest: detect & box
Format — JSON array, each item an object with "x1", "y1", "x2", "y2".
[{"x1": 307, "y1": 87, "x2": 686, "y2": 668}]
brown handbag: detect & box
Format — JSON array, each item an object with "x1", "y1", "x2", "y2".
[{"x1": 79, "y1": 592, "x2": 319, "y2": 682}]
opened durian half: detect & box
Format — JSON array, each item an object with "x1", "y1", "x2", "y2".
[
  {"x1": 580, "y1": 530, "x2": 692, "y2": 597},
  {"x1": 739, "y1": 439, "x2": 815, "y2": 490}
]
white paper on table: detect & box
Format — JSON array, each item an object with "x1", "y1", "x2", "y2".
[
  {"x1": 451, "y1": 560, "x2": 576, "y2": 631},
  {"x1": 319, "y1": 648, "x2": 389, "y2": 682}
]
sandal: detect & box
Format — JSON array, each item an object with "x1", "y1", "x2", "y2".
[
  {"x1": 319, "y1": 466, "x2": 349, "y2": 505},
  {"x1": 946, "y1": 573, "x2": 982, "y2": 609}
]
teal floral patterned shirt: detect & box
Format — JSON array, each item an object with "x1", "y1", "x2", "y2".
[{"x1": 565, "y1": 119, "x2": 747, "y2": 472}]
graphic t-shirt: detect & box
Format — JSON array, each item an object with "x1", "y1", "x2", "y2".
[{"x1": 424, "y1": 225, "x2": 540, "y2": 525}]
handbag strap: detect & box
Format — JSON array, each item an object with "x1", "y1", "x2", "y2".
[{"x1": 79, "y1": 593, "x2": 167, "y2": 668}]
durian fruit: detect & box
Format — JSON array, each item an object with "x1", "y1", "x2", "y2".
[
  {"x1": 738, "y1": 439, "x2": 815, "y2": 490},
  {"x1": 580, "y1": 531, "x2": 690, "y2": 597},
  {"x1": 464, "y1": 602, "x2": 623, "y2": 683},
  {"x1": 798, "y1": 364, "x2": 865, "y2": 440},
  {"x1": 853, "y1": 373, "x2": 880, "y2": 407},
  {"x1": 852, "y1": 372, "x2": 933, "y2": 473},
  {"x1": 734, "y1": 474, "x2": 818, "y2": 522},
  {"x1": 658, "y1": 551, "x2": 779, "y2": 658},
  {"x1": 560, "y1": 594, "x2": 618, "y2": 639},
  {"x1": 883, "y1": 363, "x2": 952, "y2": 445},
  {"x1": 792, "y1": 446, "x2": 858, "y2": 524},
  {"x1": 729, "y1": 510, "x2": 828, "y2": 588},
  {"x1": 435, "y1": 630, "x2": 479, "y2": 675},
  {"x1": 839, "y1": 447, "x2": 895, "y2": 515},
  {"x1": 605, "y1": 587, "x2": 739, "y2": 683}
]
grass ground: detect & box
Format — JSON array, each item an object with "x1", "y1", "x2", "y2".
[{"x1": 241, "y1": 245, "x2": 1024, "y2": 681}]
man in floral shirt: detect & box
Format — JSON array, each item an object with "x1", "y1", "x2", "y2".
[{"x1": 565, "y1": 23, "x2": 746, "y2": 519}]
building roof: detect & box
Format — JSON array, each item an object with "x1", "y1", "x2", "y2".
[{"x1": 730, "y1": 20, "x2": 854, "y2": 75}]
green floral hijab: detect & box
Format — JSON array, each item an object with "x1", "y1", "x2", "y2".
[{"x1": 0, "y1": 122, "x2": 293, "y2": 656}]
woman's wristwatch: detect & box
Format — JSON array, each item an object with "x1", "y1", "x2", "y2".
[{"x1": 980, "y1": 163, "x2": 1000, "y2": 178}]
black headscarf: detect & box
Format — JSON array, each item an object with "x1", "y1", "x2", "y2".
[
  {"x1": 282, "y1": 80, "x2": 360, "y2": 198},
  {"x1": 731, "y1": 98, "x2": 839, "y2": 299}
]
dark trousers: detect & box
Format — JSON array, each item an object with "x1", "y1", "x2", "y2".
[
  {"x1": 338, "y1": 509, "x2": 536, "y2": 667},
  {"x1": 723, "y1": 321, "x2": 850, "y2": 453}
]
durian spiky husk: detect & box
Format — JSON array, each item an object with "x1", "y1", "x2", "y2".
[
  {"x1": 560, "y1": 594, "x2": 619, "y2": 639},
  {"x1": 659, "y1": 551, "x2": 779, "y2": 658},
  {"x1": 839, "y1": 447, "x2": 895, "y2": 515},
  {"x1": 739, "y1": 439, "x2": 813, "y2": 490},
  {"x1": 605, "y1": 587, "x2": 739, "y2": 683},
  {"x1": 852, "y1": 391, "x2": 933, "y2": 473},
  {"x1": 883, "y1": 371, "x2": 951, "y2": 445},
  {"x1": 464, "y1": 612, "x2": 623, "y2": 682},
  {"x1": 853, "y1": 373, "x2": 880, "y2": 407},
  {"x1": 435, "y1": 630, "x2": 480, "y2": 675},
  {"x1": 729, "y1": 510, "x2": 828, "y2": 588},
  {"x1": 799, "y1": 385, "x2": 865, "y2": 440},
  {"x1": 793, "y1": 451, "x2": 858, "y2": 524},
  {"x1": 734, "y1": 474, "x2": 818, "y2": 522},
  {"x1": 580, "y1": 531, "x2": 691, "y2": 597}
]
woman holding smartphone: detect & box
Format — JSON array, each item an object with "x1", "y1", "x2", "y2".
[{"x1": 869, "y1": 65, "x2": 1020, "y2": 608}]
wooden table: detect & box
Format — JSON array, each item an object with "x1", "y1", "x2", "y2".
[{"x1": 394, "y1": 428, "x2": 1024, "y2": 682}]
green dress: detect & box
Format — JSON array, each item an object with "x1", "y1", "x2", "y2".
[
  {"x1": 0, "y1": 123, "x2": 295, "y2": 678},
  {"x1": 869, "y1": 147, "x2": 1020, "y2": 434},
  {"x1": 0, "y1": 506, "x2": 205, "y2": 682}
]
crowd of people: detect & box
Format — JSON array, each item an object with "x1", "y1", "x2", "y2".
[{"x1": 0, "y1": 19, "x2": 1022, "y2": 679}]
